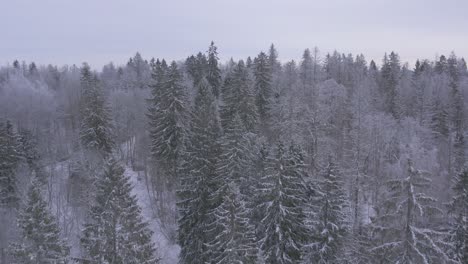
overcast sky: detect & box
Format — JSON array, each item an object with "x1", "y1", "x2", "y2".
[{"x1": 2, "y1": 0, "x2": 468, "y2": 68}]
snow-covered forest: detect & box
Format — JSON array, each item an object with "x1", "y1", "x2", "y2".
[{"x1": 0, "y1": 43, "x2": 467, "y2": 264}]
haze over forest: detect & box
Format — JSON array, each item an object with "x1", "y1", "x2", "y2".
[{"x1": 1, "y1": 1, "x2": 468, "y2": 264}]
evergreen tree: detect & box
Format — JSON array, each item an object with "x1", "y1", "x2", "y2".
[
  {"x1": 147, "y1": 59, "x2": 166, "y2": 142},
  {"x1": 268, "y1": 44, "x2": 282, "y2": 97},
  {"x1": 9, "y1": 178, "x2": 69, "y2": 263},
  {"x1": 207, "y1": 41, "x2": 222, "y2": 98},
  {"x1": 431, "y1": 97, "x2": 449, "y2": 141},
  {"x1": 185, "y1": 52, "x2": 208, "y2": 86},
  {"x1": 253, "y1": 51, "x2": 273, "y2": 126},
  {"x1": 148, "y1": 61, "x2": 189, "y2": 185},
  {"x1": 299, "y1": 48, "x2": 313, "y2": 91},
  {"x1": 0, "y1": 120, "x2": 22, "y2": 208},
  {"x1": 80, "y1": 159, "x2": 158, "y2": 264},
  {"x1": 448, "y1": 168, "x2": 468, "y2": 263},
  {"x1": 206, "y1": 182, "x2": 258, "y2": 264},
  {"x1": 380, "y1": 52, "x2": 401, "y2": 119},
  {"x1": 221, "y1": 60, "x2": 258, "y2": 132},
  {"x1": 371, "y1": 159, "x2": 451, "y2": 263},
  {"x1": 18, "y1": 129, "x2": 46, "y2": 183},
  {"x1": 309, "y1": 158, "x2": 349, "y2": 263},
  {"x1": 435, "y1": 55, "x2": 448, "y2": 74},
  {"x1": 79, "y1": 63, "x2": 115, "y2": 156},
  {"x1": 447, "y1": 53, "x2": 465, "y2": 173},
  {"x1": 217, "y1": 114, "x2": 254, "y2": 191},
  {"x1": 257, "y1": 143, "x2": 309, "y2": 263},
  {"x1": 268, "y1": 44, "x2": 281, "y2": 76},
  {"x1": 177, "y1": 78, "x2": 222, "y2": 264},
  {"x1": 204, "y1": 113, "x2": 259, "y2": 263}
]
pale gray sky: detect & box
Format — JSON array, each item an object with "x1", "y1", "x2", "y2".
[{"x1": 2, "y1": 0, "x2": 467, "y2": 68}]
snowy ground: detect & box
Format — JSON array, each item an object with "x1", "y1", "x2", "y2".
[
  {"x1": 125, "y1": 166, "x2": 180, "y2": 263},
  {"x1": 44, "y1": 155, "x2": 179, "y2": 263}
]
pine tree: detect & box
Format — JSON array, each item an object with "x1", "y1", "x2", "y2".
[
  {"x1": 257, "y1": 143, "x2": 309, "y2": 263},
  {"x1": 0, "y1": 120, "x2": 22, "y2": 208},
  {"x1": 371, "y1": 159, "x2": 451, "y2": 263},
  {"x1": 206, "y1": 182, "x2": 258, "y2": 264},
  {"x1": 79, "y1": 63, "x2": 115, "y2": 156},
  {"x1": 253, "y1": 51, "x2": 273, "y2": 126},
  {"x1": 207, "y1": 41, "x2": 222, "y2": 98},
  {"x1": 80, "y1": 159, "x2": 158, "y2": 264},
  {"x1": 308, "y1": 158, "x2": 349, "y2": 263},
  {"x1": 221, "y1": 60, "x2": 258, "y2": 132},
  {"x1": 177, "y1": 78, "x2": 222, "y2": 264},
  {"x1": 148, "y1": 61, "x2": 189, "y2": 185},
  {"x1": 448, "y1": 168, "x2": 468, "y2": 263},
  {"x1": 9, "y1": 178, "x2": 69, "y2": 263}
]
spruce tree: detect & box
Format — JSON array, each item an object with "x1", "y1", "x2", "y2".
[
  {"x1": 380, "y1": 52, "x2": 401, "y2": 119},
  {"x1": 448, "y1": 168, "x2": 468, "y2": 263},
  {"x1": 148, "y1": 61, "x2": 189, "y2": 186},
  {"x1": 435, "y1": 55, "x2": 448, "y2": 74},
  {"x1": 79, "y1": 63, "x2": 115, "y2": 156},
  {"x1": 80, "y1": 159, "x2": 158, "y2": 264},
  {"x1": 309, "y1": 158, "x2": 349, "y2": 263},
  {"x1": 431, "y1": 97, "x2": 449, "y2": 141},
  {"x1": 268, "y1": 44, "x2": 281, "y2": 76},
  {"x1": 0, "y1": 120, "x2": 22, "y2": 208},
  {"x1": 299, "y1": 48, "x2": 313, "y2": 92},
  {"x1": 206, "y1": 182, "x2": 258, "y2": 264},
  {"x1": 177, "y1": 78, "x2": 221, "y2": 264},
  {"x1": 185, "y1": 52, "x2": 208, "y2": 86},
  {"x1": 447, "y1": 53, "x2": 465, "y2": 173},
  {"x1": 253, "y1": 51, "x2": 273, "y2": 126},
  {"x1": 204, "y1": 114, "x2": 258, "y2": 263},
  {"x1": 371, "y1": 159, "x2": 451, "y2": 263},
  {"x1": 221, "y1": 60, "x2": 258, "y2": 132},
  {"x1": 207, "y1": 41, "x2": 222, "y2": 98},
  {"x1": 9, "y1": 178, "x2": 69, "y2": 263},
  {"x1": 18, "y1": 129, "x2": 46, "y2": 183},
  {"x1": 217, "y1": 113, "x2": 254, "y2": 190},
  {"x1": 257, "y1": 143, "x2": 309, "y2": 263}
]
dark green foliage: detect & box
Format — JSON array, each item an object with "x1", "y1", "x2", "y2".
[
  {"x1": 177, "y1": 78, "x2": 222, "y2": 264},
  {"x1": 253, "y1": 52, "x2": 272, "y2": 125},
  {"x1": 185, "y1": 52, "x2": 208, "y2": 86},
  {"x1": 9, "y1": 179, "x2": 69, "y2": 263},
  {"x1": 448, "y1": 168, "x2": 468, "y2": 263},
  {"x1": 299, "y1": 48, "x2": 313, "y2": 89},
  {"x1": 207, "y1": 41, "x2": 222, "y2": 98},
  {"x1": 256, "y1": 143, "x2": 309, "y2": 264},
  {"x1": 18, "y1": 129, "x2": 46, "y2": 183},
  {"x1": 431, "y1": 98, "x2": 449, "y2": 140},
  {"x1": 148, "y1": 61, "x2": 189, "y2": 184},
  {"x1": 380, "y1": 52, "x2": 401, "y2": 119},
  {"x1": 309, "y1": 158, "x2": 349, "y2": 263},
  {"x1": 206, "y1": 182, "x2": 258, "y2": 264},
  {"x1": 221, "y1": 60, "x2": 258, "y2": 133},
  {"x1": 79, "y1": 63, "x2": 115, "y2": 156},
  {"x1": 0, "y1": 121, "x2": 22, "y2": 208},
  {"x1": 371, "y1": 159, "x2": 450, "y2": 263},
  {"x1": 80, "y1": 159, "x2": 158, "y2": 264}
]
